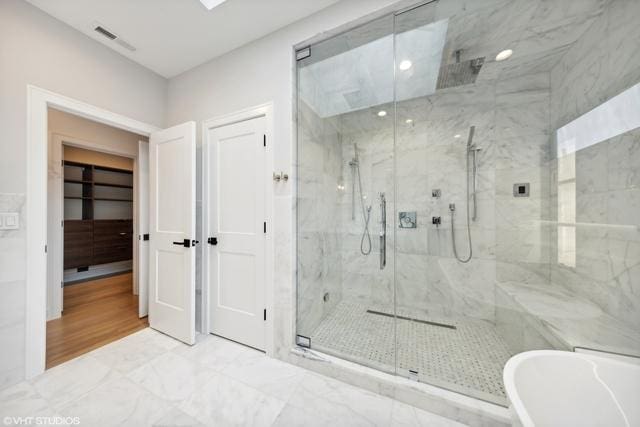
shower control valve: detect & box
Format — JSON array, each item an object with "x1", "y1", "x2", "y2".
[{"x1": 432, "y1": 216, "x2": 441, "y2": 227}]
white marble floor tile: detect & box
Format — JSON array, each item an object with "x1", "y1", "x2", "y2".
[
  {"x1": 1, "y1": 329, "x2": 469, "y2": 427},
  {"x1": 221, "y1": 353, "x2": 306, "y2": 402},
  {"x1": 177, "y1": 370, "x2": 287, "y2": 427},
  {"x1": 30, "y1": 355, "x2": 118, "y2": 410},
  {"x1": 89, "y1": 328, "x2": 181, "y2": 375},
  {"x1": 152, "y1": 406, "x2": 206, "y2": 427},
  {"x1": 286, "y1": 372, "x2": 394, "y2": 427},
  {"x1": 139, "y1": 327, "x2": 184, "y2": 351},
  {"x1": 57, "y1": 376, "x2": 168, "y2": 427},
  {"x1": 172, "y1": 334, "x2": 263, "y2": 372},
  {"x1": 127, "y1": 352, "x2": 216, "y2": 403},
  {"x1": 271, "y1": 403, "x2": 340, "y2": 427},
  {"x1": 0, "y1": 381, "x2": 55, "y2": 419},
  {"x1": 390, "y1": 400, "x2": 467, "y2": 427}
]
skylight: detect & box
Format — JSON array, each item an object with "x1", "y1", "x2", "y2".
[{"x1": 199, "y1": 0, "x2": 228, "y2": 11}]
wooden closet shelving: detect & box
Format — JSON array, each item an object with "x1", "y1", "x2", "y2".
[{"x1": 63, "y1": 161, "x2": 133, "y2": 270}]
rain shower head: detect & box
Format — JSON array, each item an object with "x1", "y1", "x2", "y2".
[{"x1": 436, "y1": 53, "x2": 485, "y2": 90}]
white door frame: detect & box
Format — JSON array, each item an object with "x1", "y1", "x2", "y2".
[
  {"x1": 26, "y1": 85, "x2": 160, "y2": 379},
  {"x1": 47, "y1": 132, "x2": 145, "y2": 320},
  {"x1": 202, "y1": 103, "x2": 275, "y2": 356}
]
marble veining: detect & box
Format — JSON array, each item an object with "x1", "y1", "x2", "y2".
[
  {"x1": 0, "y1": 329, "x2": 466, "y2": 427},
  {"x1": 294, "y1": 0, "x2": 639, "y2": 414}
]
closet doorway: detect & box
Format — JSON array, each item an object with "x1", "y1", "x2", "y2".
[{"x1": 45, "y1": 109, "x2": 149, "y2": 368}]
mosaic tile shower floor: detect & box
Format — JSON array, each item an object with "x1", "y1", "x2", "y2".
[{"x1": 310, "y1": 300, "x2": 514, "y2": 405}]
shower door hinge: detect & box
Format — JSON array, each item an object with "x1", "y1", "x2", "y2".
[
  {"x1": 295, "y1": 47, "x2": 311, "y2": 61},
  {"x1": 263, "y1": 308, "x2": 266, "y2": 321},
  {"x1": 263, "y1": 221, "x2": 267, "y2": 234},
  {"x1": 263, "y1": 134, "x2": 266, "y2": 147},
  {"x1": 296, "y1": 334, "x2": 311, "y2": 348}
]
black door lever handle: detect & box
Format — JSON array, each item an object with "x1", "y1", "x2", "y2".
[{"x1": 173, "y1": 239, "x2": 191, "y2": 248}]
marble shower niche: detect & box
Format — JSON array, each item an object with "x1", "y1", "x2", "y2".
[{"x1": 296, "y1": 0, "x2": 640, "y2": 408}]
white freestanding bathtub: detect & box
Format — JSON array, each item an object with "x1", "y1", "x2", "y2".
[{"x1": 503, "y1": 350, "x2": 640, "y2": 427}]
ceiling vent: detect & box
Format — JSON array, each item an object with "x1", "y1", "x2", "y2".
[
  {"x1": 93, "y1": 25, "x2": 117, "y2": 40},
  {"x1": 92, "y1": 22, "x2": 137, "y2": 52}
]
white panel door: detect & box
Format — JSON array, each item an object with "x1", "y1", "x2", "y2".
[
  {"x1": 149, "y1": 122, "x2": 196, "y2": 345},
  {"x1": 137, "y1": 141, "x2": 150, "y2": 318},
  {"x1": 207, "y1": 116, "x2": 266, "y2": 350}
]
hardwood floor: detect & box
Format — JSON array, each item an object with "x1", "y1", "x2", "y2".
[{"x1": 46, "y1": 272, "x2": 148, "y2": 369}]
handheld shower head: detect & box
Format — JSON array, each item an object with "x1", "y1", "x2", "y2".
[{"x1": 466, "y1": 126, "x2": 476, "y2": 150}]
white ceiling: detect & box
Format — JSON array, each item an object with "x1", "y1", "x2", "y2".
[{"x1": 25, "y1": 0, "x2": 341, "y2": 78}]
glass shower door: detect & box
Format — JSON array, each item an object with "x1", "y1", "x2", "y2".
[
  {"x1": 295, "y1": 15, "x2": 398, "y2": 375},
  {"x1": 391, "y1": 1, "x2": 515, "y2": 405}
]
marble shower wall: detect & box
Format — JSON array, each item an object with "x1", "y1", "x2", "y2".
[
  {"x1": 334, "y1": 67, "x2": 552, "y2": 323},
  {"x1": 296, "y1": 101, "x2": 343, "y2": 336},
  {"x1": 548, "y1": 0, "x2": 640, "y2": 334}
]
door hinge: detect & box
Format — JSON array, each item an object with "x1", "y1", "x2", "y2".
[
  {"x1": 296, "y1": 47, "x2": 311, "y2": 61},
  {"x1": 263, "y1": 134, "x2": 266, "y2": 147},
  {"x1": 263, "y1": 308, "x2": 266, "y2": 321},
  {"x1": 207, "y1": 237, "x2": 218, "y2": 245},
  {"x1": 44, "y1": 245, "x2": 47, "y2": 253},
  {"x1": 61, "y1": 220, "x2": 64, "y2": 227},
  {"x1": 263, "y1": 222, "x2": 266, "y2": 233},
  {"x1": 143, "y1": 234, "x2": 149, "y2": 241}
]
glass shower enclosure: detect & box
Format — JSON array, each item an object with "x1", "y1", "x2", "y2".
[{"x1": 295, "y1": 0, "x2": 640, "y2": 406}]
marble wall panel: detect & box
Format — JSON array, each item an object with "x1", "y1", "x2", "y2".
[
  {"x1": 0, "y1": 193, "x2": 27, "y2": 388},
  {"x1": 549, "y1": 0, "x2": 640, "y2": 334}
]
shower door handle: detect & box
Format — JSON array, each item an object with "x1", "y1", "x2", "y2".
[
  {"x1": 379, "y1": 193, "x2": 386, "y2": 270},
  {"x1": 379, "y1": 233, "x2": 386, "y2": 270}
]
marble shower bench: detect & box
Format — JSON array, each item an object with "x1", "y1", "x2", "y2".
[{"x1": 496, "y1": 281, "x2": 640, "y2": 358}]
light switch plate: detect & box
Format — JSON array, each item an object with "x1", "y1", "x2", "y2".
[{"x1": 0, "y1": 213, "x2": 19, "y2": 230}]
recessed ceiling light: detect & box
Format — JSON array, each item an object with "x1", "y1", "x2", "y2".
[
  {"x1": 496, "y1": 49, "x2": 513, "y2": 61},
  {"x1": 199, "y1": 0, "x2": 228, "y2": 10},
  {"x1": 399, "y1": 60, "x2": 413, "y2": 71},
  {"x1": 405, "y1": 119, "x2": 413, "y2": 124},
  {"x1": 378, "y1": 110, "x2": 387, "y2": 117},
  {"x1": 454, "y1": 134, "x2": 461, "y2": 138}
]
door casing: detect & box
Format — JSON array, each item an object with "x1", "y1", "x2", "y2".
[
  {"x1": 202, "y1": 103, "x2": 275, "y2": 356},
  {"x1": 26, "y1": 85, "x2": 160, "y2": 379}
]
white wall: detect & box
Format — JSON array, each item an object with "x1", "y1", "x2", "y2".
[
  {"x1": 0, "y1": 0, "x2": 166, "y2": 388},
  {"x1": 166, "y1": 0, "x2": 407, "y2": 359},
  {"x1": 51, "y1": 108, "x2": 147, "y2": 164}
]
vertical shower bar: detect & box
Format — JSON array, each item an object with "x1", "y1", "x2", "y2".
[
  {"x1": 351, "y1": 167, "x2": 356, "y2": 220},
  {"x1": 351, "y1": 143, "x2": 357, "y2": 220},
  {"x1": 472, "y1": 149, "x2": 478, "y2": 221},
  {"x1": 379, "y1": 192, "x2": 386, "y2": 269}
]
